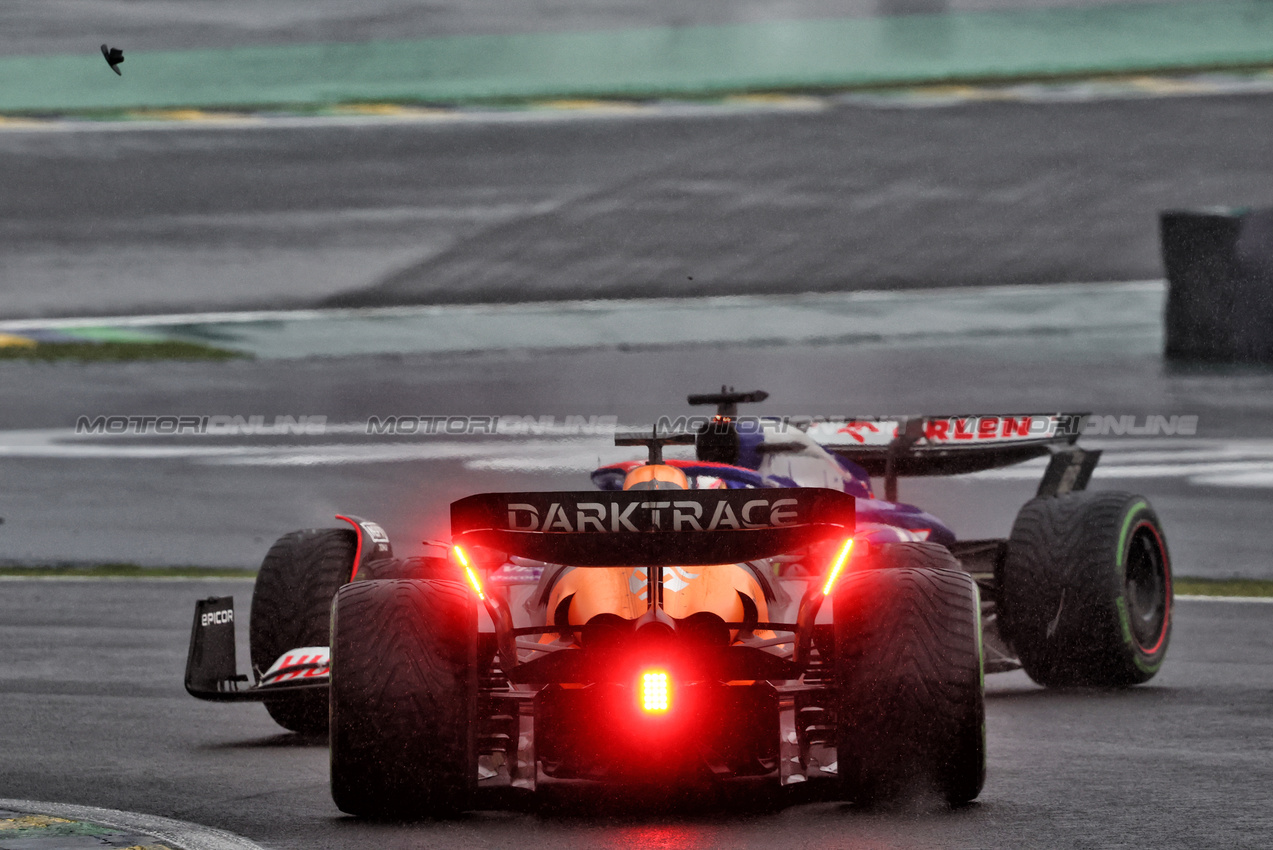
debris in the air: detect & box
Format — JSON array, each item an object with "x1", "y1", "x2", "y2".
[{"x1": 101, "y1": 44, "x2": 124, "y2": 75}]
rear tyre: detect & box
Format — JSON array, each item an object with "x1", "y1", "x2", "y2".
[
  {"x1": 249, "y1": 528, "x2": 356, "y2": 734},
  {"x1": 1000, "y1": 491, "x2": 1172, "y2": 687},
  {"x1": 330, "y1": 579, "x2": 478, "y2": 818},
  {"x1": 833, "y1": 559, "x2": 985, "y2": 806}
]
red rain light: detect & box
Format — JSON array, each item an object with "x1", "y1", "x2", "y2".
[
  {"x1": 641, "y1": 670, "x2": 671, "y2": 713},
  {"x1": 821, "y1": 538, "x2": 855, "y2": 597},
  {"x1": 453, "y1": 545, "x2": 485, "y2": 600}
]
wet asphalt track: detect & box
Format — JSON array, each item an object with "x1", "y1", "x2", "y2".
[
  {"x1": 0, "y1": 580, "x2": 1269, "y2": 850},
  {"x1": 4, "y1": 327, "x2": 1273, "y2": 578},
  {"x1": 4, "y1": 41, "x2": 1273, "y2": 847},
  {"x1": 4, "y1": 323, "x2": 1273, "y2": 848},
  {"x1": 5, "y1": 91, "x2": 1273, "y2": 317},
  {"x1": 5, "y1": 83, "x2": 1273, "y2": 579}
]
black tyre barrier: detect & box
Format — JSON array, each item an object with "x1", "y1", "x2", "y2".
[{"x1": 1162, "y1": 207, "x2": 1273, "y2": 364}]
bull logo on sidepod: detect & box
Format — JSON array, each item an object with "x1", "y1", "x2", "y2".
[
  {"x1": 505, "y1": 497, "x2": 800, "y2": 533},
  {"x1": 629, "y1": 567, "x2": 701, "y2": 596}
]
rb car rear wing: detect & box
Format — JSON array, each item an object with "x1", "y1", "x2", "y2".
[
  {"x1": 452, "y1": 487, "x2": 856, "y2": 682},
  {"x1": 450, "y1": 487, "x2": 855, "y2": 567},
  {"x1": 806, "y1": 413, "x2": 1100, "y2": 501}
]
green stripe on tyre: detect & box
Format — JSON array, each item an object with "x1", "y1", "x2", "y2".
[
  {"x1": 1115, "y1": 500, "x2": 1148, "y2": 650},
  {"x1": 1116, "y1": 500, "x2": 1149, "y2": 570}
]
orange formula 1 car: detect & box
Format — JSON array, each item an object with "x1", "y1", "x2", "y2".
[
  {"x1": 185, "y1": 392, "x2": 1172, "y2": 816},
  {"x1": 186, "y1": 431, "x2": 986, "y2": 816}
]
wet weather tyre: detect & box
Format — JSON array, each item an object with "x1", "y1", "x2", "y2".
[
  {"x1": 1000, "y1": 491, "x2": 1172, "y2": 687},
  {"x1": 330, "y1": 579, "x2": 478, "y2": 819},
  {"x1": 833, "y1": 561, "x2": 985, "y2": 806},
  {"x1": 249, "y1": 528, "x2": 357, "y2": 734}
]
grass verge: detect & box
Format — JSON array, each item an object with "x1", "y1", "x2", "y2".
[
  {"x1": 0, "y1": 563, "x2": 256, "y2": 579},
  {"x1": 5, "y1": 2, "x2": 1273, "y2": 114},
  {"x1": 1174, "y1": 577, "x2": 1273, "y2": 597},
  {"x1": 0, "y1": 341, "x2": 246, "y2": 362}
]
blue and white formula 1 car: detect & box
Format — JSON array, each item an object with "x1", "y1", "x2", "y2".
[
  {"x1": 184, "y1": 389, "x2": 1171, "y2": 815},
  {"x1": 589, "y1": 389, "x2": 1172, "y2": 683}
]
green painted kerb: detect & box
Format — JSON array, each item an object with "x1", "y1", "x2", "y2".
[{"x1": 3, "y1": 1, "x2": 1273, "y2": 112}]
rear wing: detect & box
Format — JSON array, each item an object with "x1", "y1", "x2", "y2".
[
  {"x1": 451, "y1": 488, "x2": 854, "y2": 566},
  {"x1": 806, "y1": 413, "x2": 1099, "y2": 500},
  {"x1": 453, "y1": 488, "x2": 854, "y2": 680}
]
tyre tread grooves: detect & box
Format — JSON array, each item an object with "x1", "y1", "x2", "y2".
[{"x1": 832, "y1": 544, "x2": 985, "y2": 805}]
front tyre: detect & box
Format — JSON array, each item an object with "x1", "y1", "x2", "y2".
[
  {"x1": 249, "y1": 528, "x2": 356, "y2": 733},
  {"x1": 1000, "y1": 491, "x2": 1172, "y2": 687},
  {"x1": 330, "y1": 579, "x2": 478, "y2": 818},
  {"x1": 833, "y1": 563, "x2": 985, "y2": 806}
]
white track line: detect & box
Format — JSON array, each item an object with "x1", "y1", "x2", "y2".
[
  {"x1": 0, "y1": 799, "x2": 265, "y2": 850},
  {"x1": 1175, "y1": 595, "x2": 1273, "y2": 603}
]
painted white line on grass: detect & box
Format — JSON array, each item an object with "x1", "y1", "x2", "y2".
[
  {"x1": 1175, "y1": 595, "x2": 1273, "y2": 603},
  {"x1": 0, "y1": 799, "x2": 265, "y2": 850}
]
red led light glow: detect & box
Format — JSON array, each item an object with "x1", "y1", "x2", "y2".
[{"x1": 641, "y1": 670, "x2": 671, "y2": 713}]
